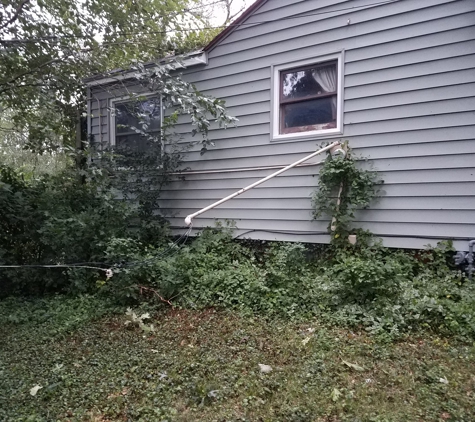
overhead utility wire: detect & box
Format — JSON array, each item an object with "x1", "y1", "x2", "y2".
[
  {"x1": 1, "y1": 0, "x2": 400, "y2": 44},
  {"x1": 0, "y1": 226, "x2": 193, "y2": 273}
]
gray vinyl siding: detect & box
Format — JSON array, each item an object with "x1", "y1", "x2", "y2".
[{"x1": 89, "y1": 0, "x2": 475, "y2": 250}]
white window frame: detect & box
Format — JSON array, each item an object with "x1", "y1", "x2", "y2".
[
  {"x1": 109, "y1": 93, "x2": 163, "y2": 147},
  {"x1": 271, "y1": 52, "x2": 344, "y2": 142}
]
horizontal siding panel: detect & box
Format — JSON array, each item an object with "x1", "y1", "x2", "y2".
[
  {"x1": 345, "y1": 83, "x2": 475, "y2": 111},
  {"x1": 201, "y1": 80, "x2": 271, "y2": 100},
  {"x1": 225, "y1": 0, "x2": 463, "y2": 43},
  {"x1": 174, "y1": 101, "x2": 269, "y2": 125},
  {"x1": 175, "y1": 113, "x2": 269, "y2": 135},
  {"x1": 345, "y1": 54, "x2": 475, "y2": 87},
  {"x1": 208, "y1": 7, "x2": 474, "y2": 70},
  {"x1": 158, "y1": 183, "x2": 473, "y2": 201},
  {"x1": 345, "y1": 40, "x2": 475, "y2": 75},
  {"x1": 195, "y1": 37, "x2": 475, "y2": 84},
  {"x1": 160, "y1": 196, "x2": 475, "y2": 211},
  {"x1": 211, "y1": 0, "x2": 468, "y2": 61},
  {"x1": 346, "y1": 26, "x2": 475, "y2": 63},
  {"x1": 161, "y1": 198, "x2": 314, "y2": 210},
  {"x1": 220, "y1": 90, "x2": 271, "y2": 108},
  {"x1": 371, "y1": 154, "x2": 475, "y2": 172},
  {"x1": 377, "y1": 237, "x2": 469, "y2": 250},
  {"x1": 90, "y1": 117, "x2": 108, "y2": 130},
  {"x1": 180, "y1": 150, "x2": 475, "y2": 172},
  {"x1": 180, "y1": 138, "x2": 475, "y2": 163},
  {"x1": 165, "y1": 175, "x2": 318, "y2": 190},
  {"x1": 166, "y1": 171, "x2": 475, "y2": 191},
  {"x1": 175, "y1": 167, "x2": 475, "y2": 184},
  {"x1": 379, "y1": 168, "x2": 475, "y2": 184},
  {"x1": 355, "y1": 209, "x2": 475, "y2": 225},
  {"x1": 176, "y1": 126, "x2": 475, "y2": 152},
  {"x1": 188, "y1": 13, "x2": 474, "y2": 83},
  {"x1": 176, "y1": 110, "x2": 475, "y2": 142},
  {"x1": 163, "y1": 208, "x2": 315, "y2": 221},
  {"x1": 349, "y1": 127, "x2": 475, "y2": 148},
  {"x1": 344, "y1": 97, "x2": 475, "y2": 124},
  {"x1": 161, "y1": 207, "x2": 473, "y2": 225},
  {"x1": 345, "y1": 113, "x2": 475, "y2": 136},
  {"x1": 191, "y1": 68, "x2": 270, "y2": 91},
  {"x1": 355, "y1": 222, "x2": 475, "y2": 238},
  {"x1": 245, "y1": 0, "x2": 347, "y2": 22},
  {"x1": 345, "y1": 68, "x2": 475, "y2": 99},
  {"x1": 358, "y1": 140, "x2": 475, "y2": 159}
]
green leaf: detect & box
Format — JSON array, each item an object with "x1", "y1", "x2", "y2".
[{"x1": 331, "y1": 387, "x2": 342, "y2": 402}]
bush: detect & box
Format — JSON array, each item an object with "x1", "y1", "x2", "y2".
[
  {"x1": 2, "y1": 159, "x2": 474, "y2": 340},
  {"x1": 0, "y1": 162, "x2": 169, "y2": 297},
  {"x1": 105, "y1": 228, "x2": 474, "y2": 340}
]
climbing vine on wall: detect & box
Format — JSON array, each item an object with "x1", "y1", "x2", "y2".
[{"x1": 312, "y1": 143, "x2": 382, "y2": 245}]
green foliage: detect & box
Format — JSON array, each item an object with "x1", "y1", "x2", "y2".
[
  {"x1": 97, "y1": 224, "x2": 475, "y2": 340},
  {"x1": 2, "y1": 166, "x2": 474, "y2": 342},
  {"x1": 0, "y1": 294, "x2": 115, "y2": 336},
  {"x1": 0, "y1": 0, "x2": 229, "y2": 151},
  {"x1": 0, "y1": 109, "x2": 70, "y2": 174},
  {"x1": 320, "y1": 241, "x2": 473, "y2": 339},
  {"x1": 312, "y1": 144, "x2": 381, "y2": 244},
  {"x1": 0, "y1": 161, "x2": 170, "y2": 297},
  {"x1": 328, "y1": 246, "x2": 407, "y2": 303},
  {"x1": 1, "y1": 299, "x2": 474, "y2": 421}
]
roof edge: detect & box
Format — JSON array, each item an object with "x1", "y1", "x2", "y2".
[
  {"x1": 204, "y1": 0, "x2": 268, "y2": 52},
  {"x1": 84, "y1": 50, "x2": 207, "y2": 87}
]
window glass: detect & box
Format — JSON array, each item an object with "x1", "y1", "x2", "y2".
[
  {"x1": 114, "y1": 98, "x2": 161, "y2": 150},
  {"x1": 282, "y1": 64, "x2": 335, "y2": 100},
  {"x1": 278, "y1": 61, "x2": 338, "y2": 135},
  {"x1": 282, "y1": 97, "x2": 335, "y2": 132}
]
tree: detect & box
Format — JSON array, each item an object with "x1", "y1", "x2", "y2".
[{"x1": 0, "y1": 0, "x2": 238, "y2": 152}]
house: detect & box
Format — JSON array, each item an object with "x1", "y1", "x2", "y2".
[{"x1": 85, "y1": 0, "x2": 475, "y2": 250}]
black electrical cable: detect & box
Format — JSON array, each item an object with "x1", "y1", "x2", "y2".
[{"x1": 230, "y1": 229, "x2": 473, "y2": 242}]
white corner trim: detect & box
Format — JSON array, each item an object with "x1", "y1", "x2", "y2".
[
  {"x1": 85, "y1": 52, "x2": 208, "y2": 87},
  {"x1": 271, "y1": 51, "x2": 345, "y2": 142}
]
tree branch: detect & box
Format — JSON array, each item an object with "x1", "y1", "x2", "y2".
[
  {"x1": 0, "y1": 0, "x2": 31, "y2": 31},
  {"x1": 138, "y1": 285, "x2": 175, "y2": 307},
  {"x1": 0, "y1": 58, "x2": 60, "y2": 89}
]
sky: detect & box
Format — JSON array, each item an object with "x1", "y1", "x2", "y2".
[{"x1": 210, "y1": 0, "x2": 256, "y2": 26}]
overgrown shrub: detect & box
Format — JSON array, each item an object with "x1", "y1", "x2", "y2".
[
  {"x1": 99, "y1": 225, "x2": 474, "y2": 339},
  {"x1": 2, "y1": 159, "x2": 474, "y2": 340},
  {"x1": 0, "y1": 162, "x2": 169, "y2": 297}
]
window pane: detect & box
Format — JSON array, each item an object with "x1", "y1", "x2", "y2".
[
  {"x1": 282, "y1": 96, "x2": 335, "y2": 131},
  {"x1": 116, "y1": 134, "x2": 155, "y2": 152},
  {"x1": 282, "y1": 63, "x2": 336, "y2": 100},
  {"x1": 115, "y1": 98, "x2": 161, "y2": 135}
]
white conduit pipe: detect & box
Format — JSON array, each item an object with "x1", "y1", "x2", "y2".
[{"x1": 184, "y1": 141, "x2": 341, "y2": 226}]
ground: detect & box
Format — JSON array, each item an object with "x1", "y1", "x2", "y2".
[{"x1": 1, "y1": 297, "x2": 474, "y2": 421}]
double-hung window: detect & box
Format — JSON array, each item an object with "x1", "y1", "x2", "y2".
[
  {"x1": 273, "y1": 54, "x2": 343, "y2": 140},
  {"x1": 110, "y1": 96, "x2": 162, "y2": 151}
]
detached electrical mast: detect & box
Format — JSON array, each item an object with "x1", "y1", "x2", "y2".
[{"x1": 185, "y1": 141, "x2": 345, "y2": 226}]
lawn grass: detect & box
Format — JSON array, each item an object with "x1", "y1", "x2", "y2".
[{"x1": 1, "y1": 296, "x2": 474, "y2": 421}]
